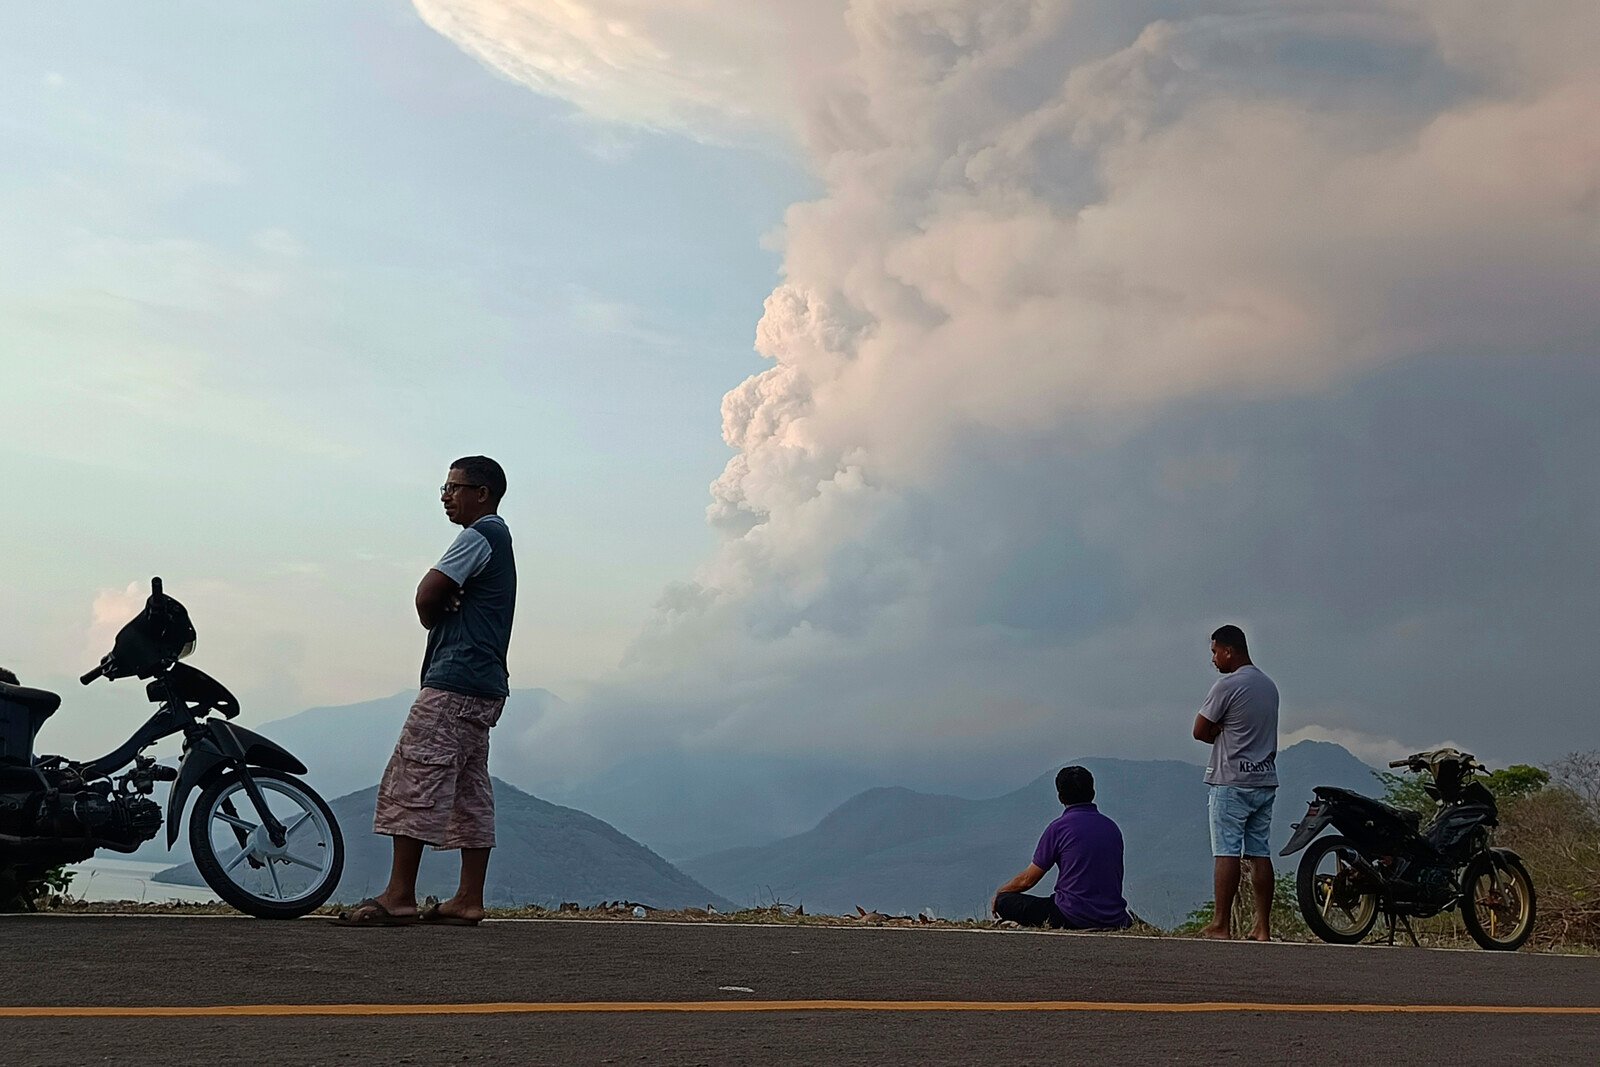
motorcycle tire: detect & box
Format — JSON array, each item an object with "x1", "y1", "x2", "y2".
[
  {"x1": 1296, "y1": 834, "x2": 1380, "y2": 944},
  {"x1": 1459, "y1": 848, "x2": 1536, "y2": 951},
  {"x1": 190, "y1": 767, "x2": 345, "y2": 919}
]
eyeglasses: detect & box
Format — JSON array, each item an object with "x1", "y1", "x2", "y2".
[{"x1": 439, "y1": 482, "x2": 484, "y2": 495}]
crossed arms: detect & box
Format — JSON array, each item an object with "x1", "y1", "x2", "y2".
[{"x1": 415, "y1": 569, "x2": 462, "y2": 629}]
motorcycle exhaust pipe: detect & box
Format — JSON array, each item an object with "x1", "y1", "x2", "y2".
[{"x1": 1341, "y1": 850, "x2": 1392, "y2": 890}]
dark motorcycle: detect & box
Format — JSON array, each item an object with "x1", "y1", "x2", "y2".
[
  {"x1": 0, "y1": 579, "x2": 343, "y2": 918},
  {"x1": 1280, "y1": 748, "x2": 1535, "y2": 950}
]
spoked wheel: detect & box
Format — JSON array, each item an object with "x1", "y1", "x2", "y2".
[
  {"x1": 1460, "y1": 849, "x2": 1536, "y2": 951},
  {"x1": 190, "y1": 768, "x2": 344, "y2": 919},
  {"x1": 1297, "y1": 835, "x2": 1380, "y2": 944}
]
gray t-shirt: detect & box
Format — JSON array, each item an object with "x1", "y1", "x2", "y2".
[
  {"x1": 1198, "y1": 664, "x2": 1279, "y2": 788},
  {"x1": 421, "y1": 514, "x2": 516, "y2": 698}
]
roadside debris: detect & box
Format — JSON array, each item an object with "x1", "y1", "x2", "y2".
[
  {"x1": 31, "y1": 897, "x2": 1162, "y2": 937},
  {"x1": 855, "y1": 905, "x2": 916, "y2": 925}
]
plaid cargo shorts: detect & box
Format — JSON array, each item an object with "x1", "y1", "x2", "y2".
[{"x1": 373, "y1": 687, "x2": 505, "y2": 849}]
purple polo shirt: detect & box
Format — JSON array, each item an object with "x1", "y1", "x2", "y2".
[{"x1": 1031, "y1": 802, "x2": 1132, "y2": 929}]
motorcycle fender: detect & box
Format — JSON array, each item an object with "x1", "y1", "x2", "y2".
[
  {"x1": 164, "y1": 721, "x2": 310, "y2": 847},
  {"x1": 1279, "y1": 802, "x2": 1332, "y2": 857},
  {"x1": 1487, "y1": 847, "x2": 1523, "y2": 874}
]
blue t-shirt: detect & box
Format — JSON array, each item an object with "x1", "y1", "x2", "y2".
[
  {"x1": 421, "y1": 514, "x2": 516, "y2": 698},
  {"x1": 1031, "y1": 802, "x2": 1132, "y2": 929}
]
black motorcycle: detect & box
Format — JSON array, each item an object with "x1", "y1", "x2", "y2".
[
  {"x1": 1280, "y1": 748, "x2": 1535, "y2": 950},
  {"x1": 0, "y1": 579, "x2": 344, "y2": 918}
]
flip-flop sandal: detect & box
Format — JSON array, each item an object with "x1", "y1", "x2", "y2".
[
  {"x1": 419, "y1": 898, "x2": 483, "y2": 927},
  {"x1": 334, "y1": 897, "x2": 418, "y2": 927}
]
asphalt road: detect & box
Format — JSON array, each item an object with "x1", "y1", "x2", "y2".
[{"x1": 2, "y1": 916, "x2": 1597, "y2": 1065}]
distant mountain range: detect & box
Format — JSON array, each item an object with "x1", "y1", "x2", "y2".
[
  {"x1": 226, "y1": 690, "x2": 1389, "y2": 925},
  {"x1": 153, "y1": 777, "x2": 732, "y2": 911},
  {"x1": 252, "y1": 688, "x2": 882, "y2": 860},
  {"x1": 681, "y1": 741, "x2": 1381, "y2": 927}
]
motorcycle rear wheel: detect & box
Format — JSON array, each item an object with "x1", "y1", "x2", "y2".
[
  {"x1": 1297, "y1": 835, "x2": 1380, "y2": 944},
  {"x1": 1460, "y1": 849, "x2": 1536, "y2": 951},
  {"x1": 190, "y1": 768, "x2": 345, "y2": 919}
]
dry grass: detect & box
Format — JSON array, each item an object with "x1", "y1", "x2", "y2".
[
  {"x1": 30, "y1": 896, "x2": 1155, "y2": 933},
  {"x1": 1498, "y1": 781, "x2": 1600, "y2": 950}
]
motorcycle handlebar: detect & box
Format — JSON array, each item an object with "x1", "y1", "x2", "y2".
[
  {"x1": 77, "y1": 578, "x2": 165, "y2": 686},
  {"x1": 1387, "y1": 758, "x2": 1413, "y2": 768}
]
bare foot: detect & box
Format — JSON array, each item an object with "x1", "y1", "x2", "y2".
[
  {"x1": 1248, "y1": 930, "x2": 1272, "y2": 942},
  {"x1": 1199, "y1": 924, "x2": 1232, "y2": 940},
  {"x1": 335, "y1": 896, "x2": 418, "y2": 926},
  {"x1": 373, "y1": 892, "x2": 419, "y2": 919},
  {"x1": 426, "y1": 895, "x2": 486, "y2": 924}
]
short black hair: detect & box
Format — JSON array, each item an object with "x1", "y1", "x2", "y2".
[
  {"x1": 0, "y1": 666, "x2": 17, "y2": 686},
  {"x1": 451, "y1": 455, "x2": 507, "y2": 503},
  {"x1": 1211, "y1": 624, "x2": 1248, "y2": 654},
  {"x1": 1056, "y1": 766, "x2": 1095, "y2": 806}
]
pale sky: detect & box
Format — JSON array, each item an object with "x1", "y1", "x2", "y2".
[
  {"x1": 2, "y1": 3, "x2": 806, "y2": 754},
  {"x1": 5, "y1": 2, "x2": 1597, "y2": 785}
]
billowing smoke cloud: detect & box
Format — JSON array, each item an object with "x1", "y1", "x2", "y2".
[
  {"x1": 418, "y1": 1, "x2": 1600, "y2": 785},
  {"x1": 411, "y1": 0, "x2": 845, "y2": 134}
]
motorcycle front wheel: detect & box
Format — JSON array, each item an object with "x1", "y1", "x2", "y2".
[
  {"x1": 1297, "y1": 834, "x2": 1380, "y2": 944},
  {"x1": 190, "y1": 767, "x2": 345, "y2": 919},
  {"x1": 1460, "y1": 849, "x2": 1536, "y2": 951}
]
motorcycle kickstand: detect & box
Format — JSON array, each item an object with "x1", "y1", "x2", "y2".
[{"x1": 1382, "y1": 910, "x2": 1421, "y2": 947}]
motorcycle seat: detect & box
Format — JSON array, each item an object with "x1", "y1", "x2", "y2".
[
  {"x1": 1314, "y1": 785, "x2": 1423, "y2": 832},
  {"x1": 0, "y1": 681, "x2": 61, "y2": 717}
]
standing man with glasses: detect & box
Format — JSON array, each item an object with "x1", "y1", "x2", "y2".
[{"x1": 339, "y1": 456, "x2": 516, "y2": 927}]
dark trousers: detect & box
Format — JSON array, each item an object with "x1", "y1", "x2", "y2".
[{"x1": 994, "y1": 892, "x2": 1070, "y2": 928}]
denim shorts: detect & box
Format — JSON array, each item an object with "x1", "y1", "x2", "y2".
[{"x1": 1208, "y1": 785, "x2": 1276, "y2": 858}]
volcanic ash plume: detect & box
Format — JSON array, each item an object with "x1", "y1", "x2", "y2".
[{"x1": 419, "y1": 0, "x2": 1600, "y2": 770}]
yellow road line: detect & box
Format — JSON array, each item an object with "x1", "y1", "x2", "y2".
[{"x1": 3, "y1": 1000, "x2": 1599, "y2": 1018}]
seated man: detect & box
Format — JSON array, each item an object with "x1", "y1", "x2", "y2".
[{"x1": 991, "y1": 765, "x2": 1132, "y2": 929}]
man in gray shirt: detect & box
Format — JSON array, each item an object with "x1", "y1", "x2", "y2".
[
  {"x1": 340, "y1": 456, "x2": 516, "y2": 927},
  {"x1": 1191, "y1": 624, "x2": 1279, "y2": 941}
]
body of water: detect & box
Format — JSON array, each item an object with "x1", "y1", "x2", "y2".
[{"x1": 65, "y1": 857, "x2": 220, "y2": 904}]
